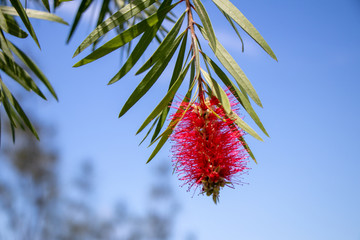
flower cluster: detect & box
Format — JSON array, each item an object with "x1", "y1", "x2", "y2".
[{"x1": 171, "y1": 96, "x2": 249, "y2": 203}]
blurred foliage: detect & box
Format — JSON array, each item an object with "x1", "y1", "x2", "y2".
[{"x1": 0, "y1": 115, "x2": 181, "y2": 239}]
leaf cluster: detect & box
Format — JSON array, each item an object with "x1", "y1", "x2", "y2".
[
  {"x1": 1, "y1": 0, "x2": 277, "y2": 165},
  {"x1": 0, "y1": 0, "x2": 67, "y2": 142},
  {"x1": 73, "y1": 0, "x2": 277, "y2": 163}
]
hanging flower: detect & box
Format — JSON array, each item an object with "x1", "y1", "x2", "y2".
[{"x1": 171, "y1": 95, "x2": 249, "y2": 203}]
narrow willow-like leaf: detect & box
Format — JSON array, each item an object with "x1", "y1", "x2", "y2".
[
  {"x1": 7, "y1": 41, "x2": 58, "y2": 100},
  {"x1": 221, "y1": 9, "x2": 244, "y2": 52},
  {"x1": 136, "y1": 11, "x2": 186, "y2": 75},
  {"x1": 0, "y1": 79, "x2": 25, "y2": 139},
  {"x1": 0, "y1": 10, "x2": 27, "y2": 38},
  {"x1": 228, "y1": 111, "x2": 262, "y2": 141},
  {"x1": 239, "y1": 134, "x2": 256, "y2": 163},
  {"x1": 212, "y1": 0, "x2": 277, "y2": 61},
  {"x1": 119, "y1": 31, "x2": 184, "y2": 117},
  {"x1": 0, "y1": 6, "x2": 69, "y2": 25},
  {"x1": 0, "y1": 81, "x2": 39, "y2": 139},
  {"x1": 96, "y1": 0, "x2": 110, "y2": 27},
  {"x1": 0, "y1": 6, "x2": 68, "y2": 25},
  {"x1": 10, "y1": 122, "x2": 16, "y2": 142},
  {"x1": 150, "y1": 31, "x2": 188, "y2": 142},
  {"x1": 201, "y1": 69, "x2": 230, "y2": 111},
  {"x1": 73, "y1": 3, "x2": 176, "y2": 67},
  {"x1": 147, "y1": 94, "x2": 192, "y2": 163},
  {"x1": 202, "y1": 69, "x2": 262, "y2": 141},
  {"x1": 0, "y1": 30, "x2": 13, "y2": 60},
  {"x1": 0, "y1": 52, "x2": 46, "y2": 99},
  {"x1": 137, "y1": 60, "x2": 191, "y2": 134},
  {"x1": 1, "y1": 80, "x2": 26, "y2": 131},
  {"x1": 139, "y1": 115, "x2": 160, "y2": 146},
  {"x1": 201, "y1": 52, "x2": 268, "y2": 136},
  {"x1": 147, "y1": 109, "x2": 183, "y2": 162},
  {"x1": 193, "y1": 39, "x2": 200, "y2": 80},
  {"x1": 1, "y1": 90, "x2": 17, "y2": 127},
  {"x1": 66, "y1": 0, "x2": 93, "y2": 43},
  {"x1": 6, "y1": 0, "x2": 40, "y2": 47},
  {"x1": 189, "y1": 58, "x2": 195, "y2": 86},
  {"x1": 108, "y1": 27, "x2": 160, "y2": 84},
  {"x1": 193, "y1": 0, "x2": 216, "y2": 50},
  {"x1": 146, "y1": 126, "x2": 172, "y2": 163},
  {"x1": 73, "y1": 0, "x2": 157, "y2": 57},
  {"x1": 0, "y1": 53, "x2": 28, "y2": 91},
  {"x1": 41, "y1": 0, "x2": 50, "y2": 12},
  {"x1": 199, "y1": 26, "x2": 262, "y2": 107},
  {"x1": 108, "y1": 0, "x2": 175, "y2": 84}
]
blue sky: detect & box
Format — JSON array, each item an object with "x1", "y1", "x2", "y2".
[{"x1": 8, "y1": 0, "x2": 360, "y2": 239}]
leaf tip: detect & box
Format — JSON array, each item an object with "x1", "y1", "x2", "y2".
[
  {"x1": 72, "y1": 61, "x2": 81, "y2": 68},
  {"x1": 72, "y1": 49, "x2": 80, "y2": 58},
  {"x1": 118, "y1": 110, "x2": 125, "y2": 118},
  {"x1": 146, "y1": 156, "x2": 153, "y2": 164}
]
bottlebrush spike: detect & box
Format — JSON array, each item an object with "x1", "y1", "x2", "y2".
[{"x1": 170, "y1": 95, "x2": 249, "y2": 203}]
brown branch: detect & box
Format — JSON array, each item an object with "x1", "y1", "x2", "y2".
[{"x1": 185, "y1": 0, "x2": 205, "y2": 104}]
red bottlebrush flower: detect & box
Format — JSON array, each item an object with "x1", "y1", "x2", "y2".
[{"x1": 170, "y1": 95, "x2": 249, "y2": 203}]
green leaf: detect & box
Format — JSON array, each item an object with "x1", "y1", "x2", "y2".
[
  {"x1": 193, "y1": 0, "x2": 216, "y2": 50},
  {"x1": 73, "y1": 3, "x2": 176, "y2": 67},
  {"x1": 41, "y1": 0, "x2": 51, "y2": 12},
  {"x1": 239, "y1": 134, "x2": 256, "y2": 163},
  {"x1": 201, "y1": 52, "x2": 268, "y2": 137},
  {"x1": 118, "y1": 30, "x2": 184, "y2": 117},
  {"x1": 201, "y1": 69, "x2": 231, "y2": 111},
  {"x1": 189, "y1": 58, "x2": 195, "y2": 87},
  {"x1": 108, "y1": 26, "x2": 160, "y2": 85},
  {"x1": 7, "y1": 41, "x2": 58, "y2": 100},
  {"x1": 146, "y1": 126, "x2": 172, "y2": 163},
  {"x1": 73, "y1": 0, "x2": 157, "y2": 56},
  {"x1": 0, "y1": 81, "x2": 39, "y2": 139},
  {"x1": 10, "y1": 123, "x2": 16, "y2": 143},
  {"x1": 139, "y1": 115, "x2": 160, "y2": 146},
  {"x1": 96, "y1": 0, "x2": 110, "y2": 27},
  {"x1": 137, "y1": 60, "x2": 191, "y2": 134},
  {"x1": 0, "y1": 52, "x2": 46, "y2": 100},
  {"x1": 212, "y1": 0, "x2": 277, "y2": 61},
  {"x1": 199, "y1": 26, "x2": 263, "y2": 108},
  {"x1": 0, "y1": 6, "x2": 68, "y2": 25},
  {"x1": 221, "y1": 9, "x2": 244, "y2": 52},
  {"x1": 66, "y1": 0, "x2": 93, "y2": 43},
  {"x1": 228, "y1": 111, "x2": 262, "y2": 141},
  {"x1": 6, "y1": 1, "x2": 40, "y2": 48},
  {"x1": 136, "y1": 11, "x2": 186, "y2": 75},
  {"x1": 0, "y1": 30, "x2": 13, "y2": 60},
  {"x1": 0, "y1": 10, "x2": 28, "y2": 38},
  {"x1": 2, "y1": 91, "x2": 18, "y2": 128},
  {"x1": 108, "y1": 0, "x2": 177, "y2": 85},
  {"x1": 202, "y1": 69, "x2": 262, "y2": 141},
  {"x1": 0, "y1": 83, "x2": 16, "y2": 128},
  {"x1": 193, "y1": 38, "x2": 200, "y2": 80},
  {"x1": 150, "y1": 31, "x2": 188, "y2": 142},
  {"x1": 147, "y1": 95, "x2": 192, "y2": 163}
]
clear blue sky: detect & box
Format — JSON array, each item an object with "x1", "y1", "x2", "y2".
[{"x1": 16, "y1": 0, "x2": 360, "y2": 239}]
